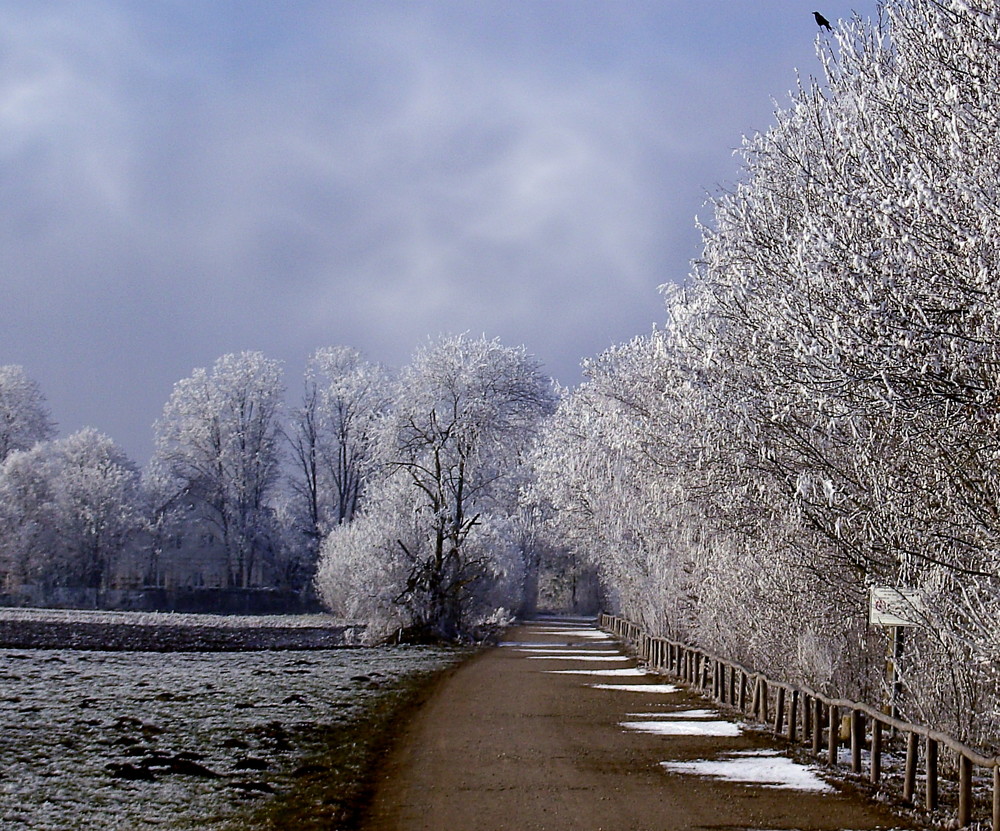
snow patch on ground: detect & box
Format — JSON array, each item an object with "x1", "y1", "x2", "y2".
[
  {"x1": 527, "y1": 655, "x2": 631, "y2": 662},
  {"x1": 626, "y1": 709, "x2": 719, "y2": 719},
  {"x1": 548, "y1": 667, "x2": 647, "y2": 676},
  {"x1": 660, "y1": 749, "x2": 834, "y2": 792},
  {"x1": 513, "y1": 647, "x2": 624, "y2": 655},
  {"x1": 590, "y1": 683, "x2": 680, "y2": 694},
  {"x1": 530, "y1": 629, "x2": 613, "y2": 639},
  {"x1": 621, "y1": 720, "x2": 742, "y2": 737}
]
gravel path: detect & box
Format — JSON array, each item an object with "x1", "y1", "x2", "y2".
[{"x1": 363, "y1": 620, "x2": 911, "y2": 831}]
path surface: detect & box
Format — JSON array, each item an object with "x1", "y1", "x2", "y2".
[{"x1": 364, "y1": 620, "x2": 909, "y2": 831}]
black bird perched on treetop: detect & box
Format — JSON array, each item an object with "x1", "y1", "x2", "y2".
[{"x1": 813, "y1": 11, "x2": 832, "y2": 30}]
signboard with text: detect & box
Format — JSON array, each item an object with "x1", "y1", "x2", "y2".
[{"x1": 869, "y1": 586, "x2": 924, "y2": 627}]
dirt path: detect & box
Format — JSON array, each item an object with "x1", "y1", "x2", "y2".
[{"x1": 363, "y1": 620, "x2": 910, "y2": 831}]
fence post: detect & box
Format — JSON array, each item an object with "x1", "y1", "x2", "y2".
[
  {"x1": 774, "y1": 687, "x2": 786, "y2": 736},
  {"x1": 903, "y1": 732, "x2": 918, "y2": 803},
  {"x1": 958, "y1": 754, "x2": 972, "y2": 827},
  {"x1": 925, "y1": 738, "x2": 938, "y2": 811},
  {"x1": 827, "y1": 705, "x2": 839, "y2": 765},
  {"x1": 597, "y1": 616, "x2": 997, "y2": 830},
  {"x1": 812, "y1": 698, "x2": 823, "y2": 755},
  {"x1": 851, "y1": 710, "x2": 864, "y2": 774},
  {"x1": 789, "y1": 690, "x2": 799, "y2": 741},
  {"x1": 992, "y1": 764, "x2": 999, "y2": 831},
  {"x1": 870, "y1": 719, "x2": 882, "y2": 784}
]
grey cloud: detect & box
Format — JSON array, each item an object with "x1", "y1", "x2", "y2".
[{"x1": 0, "y1": 1, "x2": 881, "y2": 461}]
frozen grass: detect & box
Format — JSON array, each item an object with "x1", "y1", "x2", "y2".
[
  {"x1": 0, "y1": 643, "x2": 464, "y2": 830},
  {"x1": 0, "y1": 607, "x2": 344, "y2": 629}
]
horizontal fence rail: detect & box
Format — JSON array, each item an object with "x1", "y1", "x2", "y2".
[{"x1": 599, "y1": 613, "x2": 1000, "y2": 830}]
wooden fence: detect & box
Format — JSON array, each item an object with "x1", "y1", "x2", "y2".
[{"x1": 599, "y1": 613, "x2": 1000, "y2": 829}]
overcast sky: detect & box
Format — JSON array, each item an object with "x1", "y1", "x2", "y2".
[{"x1": 0, "y1": 1, "x2": 881, "y2": 463}]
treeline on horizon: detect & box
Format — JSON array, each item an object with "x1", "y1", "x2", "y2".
[
  {"x1": 2, "y1": 0, "x2": 1000, "y2": 749},
  {"x1": 0, "y1": 336, "x2": 571, "y2": 640}
]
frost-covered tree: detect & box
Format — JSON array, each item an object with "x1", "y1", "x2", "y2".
[
  {"x1": 0, "y1": 428, "x2": 142, "y2": 592},
  {"x1": 535, "y1": 0, "x2": 1000, "y2": 745},
  {"x1": 685, "y1": 0, "x2": 1000, "y2": 737},
  {"x1": 317, "y1": 335, "x2": 554, "y2": 640},
  {"x1": 287, "y1": 347, "x2": 390, "y2": 540},
  {"x1": 0, "y1": 365, "x2": 56, "y2": 462},
  {"x1": 533, "y1": 331, "x2": 717, "y2": 639},
  {"x1": 151, "y1": 352, "x2": 285, "y2": 588}
]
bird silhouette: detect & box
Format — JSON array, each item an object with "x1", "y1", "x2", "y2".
[{"x1": 813, "y1": 11, "x2": 832, "y2": 30}]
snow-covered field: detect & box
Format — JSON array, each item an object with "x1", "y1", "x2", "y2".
[{"x1": 0, "y1": 624, "x2": 458, "y2": 830}]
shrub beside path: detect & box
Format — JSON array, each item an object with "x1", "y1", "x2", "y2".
[{"x1": 363, "y1": 620, "x2": 911, "y2": 831}]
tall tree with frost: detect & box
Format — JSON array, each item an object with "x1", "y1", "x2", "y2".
[
  {"x1": 0, "y1": 428, "x2": 142, "y2": 592},
  {"x1": 685, "y1": 0, "x2": 1000, "y2": 736},
  {"x1": 151, "y1": 352, "x2": 285, "y2": 588},
  {"x1": 317, "y1": 334, "x2": 554, "y2": 640},
  {"x1": 287, "y1": 347, "x2": 390, "y2": 540},
  {"x1": 0, "y1": 365, "x2": 56, "y2": 462},
  {"x1": 536, "y1": 0, "x2": 1000, "y2": 742}
]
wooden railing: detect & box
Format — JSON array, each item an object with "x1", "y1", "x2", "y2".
[{"x1": 599, "y1": 613, "x2": 1000, "y2": 829}]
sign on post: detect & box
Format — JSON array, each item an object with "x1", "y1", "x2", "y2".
[{"x1": 869, "y1": 586, "x2": 923, "y2": 627}]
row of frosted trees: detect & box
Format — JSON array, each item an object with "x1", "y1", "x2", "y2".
[
  {"x1": 0, "y1": 336, "x2": 557, "y2": 637},
  {"x1": 533, "y1": 0, "x2": 1000, "y2": 749},
  {"x1": 0, "y1": 352, "x2": 376, "y2": 598}
]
